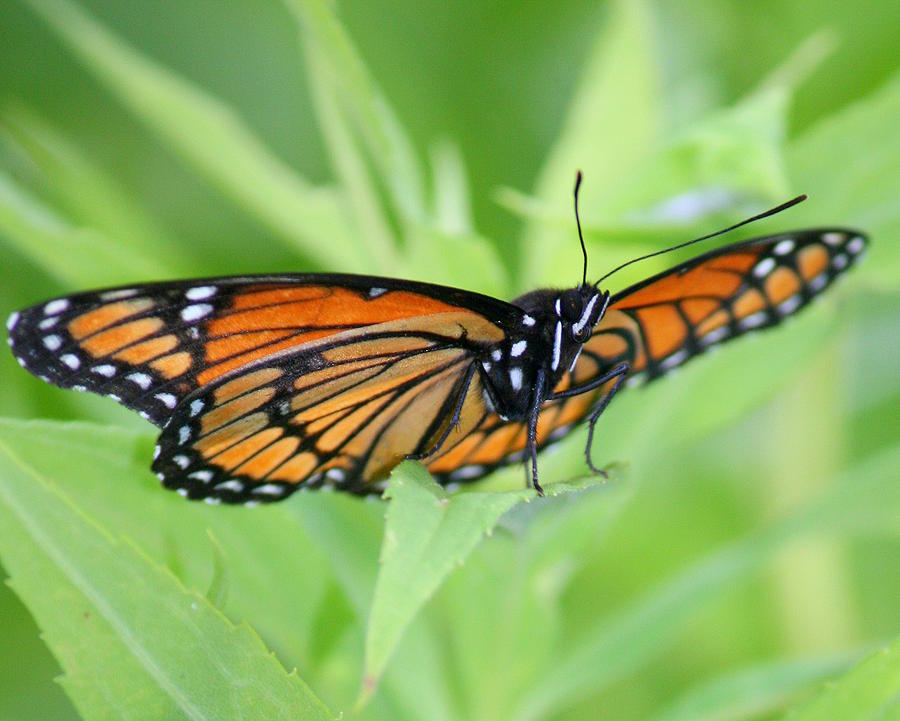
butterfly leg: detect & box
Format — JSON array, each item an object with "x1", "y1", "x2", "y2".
[
  {"x1": 408, "y1": 362, "x2": 478, "y2": 462},
  {"x1": 546, "y1": 361, "x2": 630, "y2": 401},
  {"x1": 527, "y1": 368, "x2": 547, "y2": 496},
  {"x1": 583, "y1": 363, "x2": 629, "y2": 473}
]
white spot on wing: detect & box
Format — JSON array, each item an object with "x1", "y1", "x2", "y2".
[
  {"x1": 822, "y1": 232, "x2": 844, "y2": 246},
  {"x1": 753, "y1": 257, "x2": 776, "y2": 278},
  {"x1": 44, "y1": 299, "x2": 70, "y2": 316},
  {"x1": 173, "y1": 454, "x2": 190, "y2": 469},
  {"x1": 660, "y1": 349, "x2": 689, "y2": 371},
  {"x1": 38, "y1": 317, "x2": 58, "y2": 330},
  {"x1": 325, "y1": 468, "x2": 346, "y2": 482},
  {"x1": 189, "y1": 399, "x2": 205, "y2": 417},
  {"x1": 204, "y1": 497, "x2": 221, "y2": 505},
  {"x1": 100, "y1": 289, "x2": 138, "y2": 301},
  {"x1": 509, "y1": 367, "x2": 523, "y2": 391},
  {"x1": 215, "y1": 479, "x2": 244, "y2": 492},
  {"x1": 522, "y1": 314, "x2": 536, "y2": 327},
  {"x1": 777, "y1": 295, "x2": 803, "y2": 316},
  {"x1": 253, "y1": 483, "x2": 285, "y2": 496},
  {"x1": 185, "y1": 286, "x2": 217, "y2": 301},
  {"x1": 847, "y1": 236, "x2": 865, "y2": 255},
  {"x1": 809, "y1": 273, "x2": 828, "y2": 292},
  {"x1": 832, "y1": 254, "x2": 848, "y2": 270},
  {"x1": 43, "y1": 335, "x2": 62, "y2": 351},
  {"x1": 72, "y1": 384, "x2": 87, "y2": 392},
  {"x1": 510, "y1": 340, "x2": 527, "y2": 357},
  {"x1": 773, "y1": 239, "x2": 795, "y2": 256},
  {"x1": 482, "y1": 361, "x2": 492, "y2": 372},
  {"x1": 176, "y1": 488, "x2": 189, "y2": 497},
  {"x1": 153, "y1": 445, "x2": 160, "y2": 460},
  {"x1": 181, "y1": 304, "x2": 213, "y2": 322},
  {"x1": 189, "y1": 470, "x2": 214, "y2": 483},
  {"x1": 491, "y1": 349, "x2": 502, "y2": 362},
  {"x1": 739, "y1": 311, "x2": 768, "y2": 330},
  {"x1": 60, "y1": 353, "x2": 80, "y2": 369},
  {"x1": 368, "y1": 287, "x2": 388, "y2": 298},
  {"x1": 127, "y1": 372, "x2": 152, "y2": 389},
  {"x1": 699, "y1": 325, "x2": 730, "y2": 347},
  {"x1": 6, "y1": 312, "x2": 19, "y2": 332},
  {"x1": 91, "y1": 364, "x2": 117, "y2": 377},
  {"x1": 155, "y1": 393, "x2": 177, "y2": 409},
  {"x1": 178, "y1": 426, "x2": 191, "y2": 445}
]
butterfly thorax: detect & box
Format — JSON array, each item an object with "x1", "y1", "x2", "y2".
[{"x1": 477, "y1": 285, "x2": 609, "y2": 420}]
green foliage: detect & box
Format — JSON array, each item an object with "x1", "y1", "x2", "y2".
[{"x1": 0, "y1": 1, "x2": 898, "y2": 720}]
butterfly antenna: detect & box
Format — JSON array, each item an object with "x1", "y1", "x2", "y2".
[
  {"x1": 595, "y1": 194, "x2": 807, "y2": 285},
  {"x1": 574, "y1": 170, "x2": 588, "y2": 287}
]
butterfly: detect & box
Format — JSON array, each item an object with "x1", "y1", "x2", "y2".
[{"x1": 6, "y1": 176, "x2": 867, "y2": 504}]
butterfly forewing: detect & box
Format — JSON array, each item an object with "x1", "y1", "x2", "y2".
[{"x1": 427, "y1": 228, "x2": 867, "y2": 483}]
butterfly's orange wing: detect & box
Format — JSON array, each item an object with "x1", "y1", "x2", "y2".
[
  {"x1": 427, "y1": 228, "x2": 867, "y2": 482},
  {"x1": 9, "y1": 274, "x2": 522, "y2": 501}
]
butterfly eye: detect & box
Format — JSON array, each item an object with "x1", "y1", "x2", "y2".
[{"x1": 560, "y1": 289, "x2": 584, "y2": 323}]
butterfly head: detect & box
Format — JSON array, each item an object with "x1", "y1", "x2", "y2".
[{"x1": 556, "y1": 285, "x2": 609, "y2": 345}]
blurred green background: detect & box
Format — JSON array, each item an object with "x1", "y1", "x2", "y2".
[{"x1": 1, "y1": 0, "x2": 898, "y2": 720}]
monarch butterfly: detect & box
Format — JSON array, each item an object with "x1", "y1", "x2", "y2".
[{"x1": 6, "y1": 175, "x2": 866, "y2": 504}]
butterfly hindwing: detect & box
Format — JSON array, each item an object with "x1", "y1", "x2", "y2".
[{"x1": 152, "y1": 319, "x2": 493, "y2": 502}]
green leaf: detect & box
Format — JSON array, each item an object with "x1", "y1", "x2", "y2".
[
  {"x1": 285, "y1": 0, "x2": 426, "y2": 226},
  {"x1": 778, "y1": 637, "x2": 900, "y2": 721},
  {"x1": 788, "y1": 71, "x2": 900, "y2": 290},
  {"x1": 361, "y1": 463, "x2": 600, "y2": 701},
  {"x1": 509, "y1": 445, "x2": 900, "y2": 721},
  {"x1": 22, "y1": 0, "x2": 362, "y2": 271},
  {"x1": 203, "y1": 529, "x2": 230, "y2": 611},
  {"x1": 0, "y1": 172, "x2": 171, "y2": 286},
  {"x1": 0, "y1": 419, "x2": 334, "y2": 721},
  {"x1": 304, "y1": 46, "x2": 398, "y2": 271},
  {"x1": 520, "y1": 0, "x2": 662, "y2": 289},
  {"x1": 402, "y1": 225, "x2": 509, "y2": 297},
  {"x1": 360, "y1": 463, "x2": 530, "y2": 700},
  {"x1": 1, "y1": 106, "x2": 193, "y2": 275},
  {"x1": 650, "y1": 651, "x2": 859, "y2": 721}
]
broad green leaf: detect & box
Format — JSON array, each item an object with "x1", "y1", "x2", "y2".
[
  {"x1": 520, "y1": 0, "x2": 661, "y2": 289},
  {"x1": 0, "y1": 421, "x2": 334, "y2": 721},
  {"x1": 361, "y1": 463, "x2": 530, "y2": 700},
  {"x1": 509, "y1": 445, "x2": 900, "y2": 721},
  {"x1": 0, "y1": 172, "x2": 170, "y2": 286},
  {"x1": 362, "y1": 463, "x2": 599, "y2": 701},
  {"x1": 0, "y1": 419, "x2": 340, "y2": 691},
  {"x1": 788, "y1": 71, "x2": 900, "y2": 289},
  {"x1": 650, "y1": 651, "x2": 858, "y2": 721},
  {"x1": 778, "y1": 637, "x2": 900, "y2": 721},
  {"x1": 22, "y1": 0, "x2": 362, "y2": 271},
  {"x1": 285, "y1": 0, "x2": 426, "y2": 225}
]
